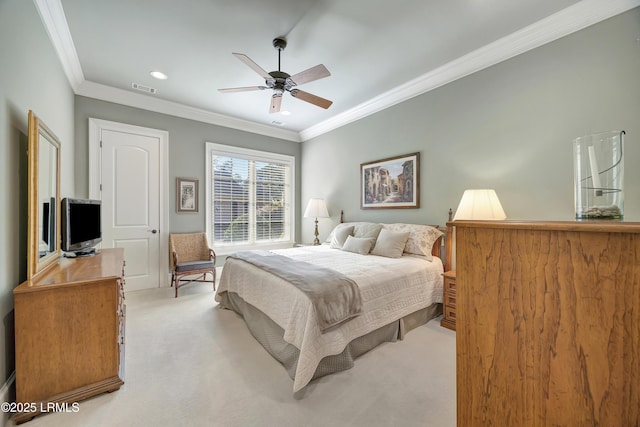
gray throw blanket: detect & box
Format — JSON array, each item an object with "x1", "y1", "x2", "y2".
[{"x1": 229, "y1": 251, "x2": 362, "y2": 332}]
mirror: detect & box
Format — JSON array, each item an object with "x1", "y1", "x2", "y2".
[{"x1": 27, "y1": 110, "x2": 61, "y2": 278}]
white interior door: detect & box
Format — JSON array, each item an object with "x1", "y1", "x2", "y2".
[{"x1": 89, "y1": 119, "x2": 169, "y2": 292}]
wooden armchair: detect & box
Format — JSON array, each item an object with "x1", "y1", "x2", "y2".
[{"x1": 169, "y1": 232, "x2": 216, "y2": 298}]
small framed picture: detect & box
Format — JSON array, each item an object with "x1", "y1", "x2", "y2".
[{"x1": 176, "y1": 177, "x2": 198, "y2": 213}]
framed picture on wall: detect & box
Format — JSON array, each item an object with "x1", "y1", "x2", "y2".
[
  {"x1": 361, "y1": 152, "x2": 420, "y2": 209},
  {"x1": 176, "y1": 177, "x2": 198, "y2": 213}
]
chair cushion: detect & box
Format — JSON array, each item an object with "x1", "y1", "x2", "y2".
[{"x1": 175, "y1": 260, "x2": 215, "y2": 273}]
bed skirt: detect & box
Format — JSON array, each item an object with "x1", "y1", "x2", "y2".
[{"x1": 218, "y1": 291, "x2": 442, "y2": 387}]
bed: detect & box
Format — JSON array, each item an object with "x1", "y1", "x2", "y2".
[{"x1": 214, "y1": 221, "x2": 449, "y2": 392}]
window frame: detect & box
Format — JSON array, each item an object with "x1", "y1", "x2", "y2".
[{"x1": 205, "y1": 142, "x2": 295, "y2": 254}]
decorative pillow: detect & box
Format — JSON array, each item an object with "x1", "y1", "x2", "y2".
[
  {"x1": 325, "y1": 222, "x2": 382, "y2": 247},
  {"x1": 371, "y1": 229, "x2": 410, "y2": 258},
  {"x1": 352, "y1": 223, "x2": 383, "y2": 252},
  {"x1": 383, "y1": 223, "x2": 444, "y2": 261},
  {"x1": 353, "y1": 223, "x2": 383, "y2": 240},
  {"x1": 330, "y1": 225, "x2": 354, "y2": 249},
  {"x1": 341, "y1": 236, "x2": 373, "y2": 255},
  {"x1": 324, "y1": 222, "x2": 365, "y2": 244}
]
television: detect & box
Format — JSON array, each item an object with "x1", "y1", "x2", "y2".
[{"x1": 61, "y1": 198, "x2": 102, "y2": 256}]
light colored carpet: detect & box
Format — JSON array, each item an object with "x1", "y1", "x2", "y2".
[{"x1": 8, "y1": 273, "x2": 456, "y2": 427}]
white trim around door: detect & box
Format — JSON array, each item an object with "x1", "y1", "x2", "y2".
[{"x1": 88, "y1": 118, "x2": 170, "y2": 288}]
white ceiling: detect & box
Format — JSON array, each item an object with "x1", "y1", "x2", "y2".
[{"x1": 37, "y1": 0, "x2": 639, "y2": 141}]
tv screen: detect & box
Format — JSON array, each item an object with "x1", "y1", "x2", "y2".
[
  {"x1": 42, "y1": 201, "x2": 50, "y2": 244},
  {"x1": 61, "y1": 198, "x2": 102, "y2": 254}
]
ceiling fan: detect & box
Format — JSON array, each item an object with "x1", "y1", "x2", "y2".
[{"x1": 218, "y1": 38, "x2": 333, "y2": 114}]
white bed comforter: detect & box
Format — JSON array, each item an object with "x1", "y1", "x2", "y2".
[{"x1": 215, "y1": 245, "x2": 443, "y2": 391}]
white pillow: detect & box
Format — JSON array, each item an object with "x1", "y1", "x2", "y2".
[
  {"x1": 371, "y1": 229, "x2": 410, "y2": 258},
  {"x1": 325, "y1": 222, "x2": 379, "y2": 244},
  {"x1": 353, "y1": 223, "x2": 383, "y2": 241},
  {"x1": 341, "y1": 236, "x2": 373, "y2": 255},
  {"x1": 330, "y1": 225, "x2": 354, "y2": 249},
  {"x1": 383, "y1": 223, "x2": 443, "y2": 260}
]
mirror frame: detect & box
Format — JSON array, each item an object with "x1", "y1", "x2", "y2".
[{"x1": 27, "y1": 110, "x2": 61, "y2": 278}]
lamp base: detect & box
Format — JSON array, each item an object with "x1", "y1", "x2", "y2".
[{"x1": 313, "y1": 218, "x2": 320, "y2": 245}]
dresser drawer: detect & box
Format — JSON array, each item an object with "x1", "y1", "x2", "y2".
[
  {"x1": 446, "y1": 294, "x2": 457, "y2": 308},
  {"x1": 441, "y1": 270, "x2": 457, "y2": 331},
  {"x1": 444, "y1": 305, "x2": 456, "y2": 322},
  {"x1": 445, "y1": 278, "x2": 456, "y2": 293}
]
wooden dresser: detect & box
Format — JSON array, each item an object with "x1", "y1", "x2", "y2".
[
  {"x1": 454, "y1": 221, "x2": 639, "y2": 426},
  {"x1": 13, "y1": 248, "x2": 126, "y2": 423}
]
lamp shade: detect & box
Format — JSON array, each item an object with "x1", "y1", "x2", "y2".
[
  {"x1": 304, "y1": 198, "x2": 329, "y2": 218},
  {"x1": 453, "y1": 189, "x2": 506, "y2": 220}
]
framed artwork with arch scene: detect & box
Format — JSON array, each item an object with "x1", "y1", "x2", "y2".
[{"x1": 361, "y1": 152, "x2": 419, "y2": 209}]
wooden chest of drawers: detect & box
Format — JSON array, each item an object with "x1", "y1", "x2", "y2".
[
  {"x1": 13, "y1": 249, "x2": 126, "y2": 423},
  {"x1": 455, "y1": 221, "x2": 640, "y2": 426},
  {"x1": 440, "y1": 270, "x2": 456, "y2": 331}
]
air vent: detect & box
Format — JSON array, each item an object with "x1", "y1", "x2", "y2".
[
  {"x1": 131, "y1": 82, "x2": 157, "y2": 94},
  {"x1": 271, "y1": 120, "x2": 285, "y2": 126}
]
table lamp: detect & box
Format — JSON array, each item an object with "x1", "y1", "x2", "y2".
[
  {"x1": 303, "y1": 198, "x2": 329, "y2": 245},
  {"x1": 453, "y1": 189, "x2": 506, "y2": 220}
]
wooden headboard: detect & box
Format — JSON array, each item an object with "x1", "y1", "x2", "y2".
[
  {"x1": 434, "y1": 208, "x2": 454, "y2": 271},
  {"x1": 338, "y1": 209, "x2": 453, "y2": 271}
]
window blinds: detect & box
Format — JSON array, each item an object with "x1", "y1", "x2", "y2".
[{"x1": 210, "y1": 151, "x2": 291, "y2": 246}]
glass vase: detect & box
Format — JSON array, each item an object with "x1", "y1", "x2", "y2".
[{"x1": 573, "y1": 131, "x2": 624, "y2": 220}]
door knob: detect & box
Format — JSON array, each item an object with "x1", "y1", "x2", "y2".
[{"x1": 149, "y1": 229, "x2": 158, "y2": 234}]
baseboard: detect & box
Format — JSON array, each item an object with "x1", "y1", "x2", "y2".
[{"x1": 1, "y1": 371, "x2": 16, "y2": 425}]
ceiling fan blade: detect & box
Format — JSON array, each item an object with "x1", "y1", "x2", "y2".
[
  {"x1": 289, "y1": 89, "x2": 332, "y2": 109},
  {"x1": 232, "y1": 53, "x2": 272, "y2": 80},
  {"x1": 218, "y1": 86, "x2": 267, "y2": 93},
  {"x1": 269, "y1": 93, "x2": 283, "y2": 114},
  {"x1": 288, "y1": 64, "x2": 330, "y2": 86}
]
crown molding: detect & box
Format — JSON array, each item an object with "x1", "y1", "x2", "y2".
[
  {"x1": 34, "y1": 0, "x2": 299, "y2": 142},
  {"x1": 33, "y1": 0, "x2": 84, "y2": 90},
  {"x1": 35, "y1": 0, "x2": 640, "y2": 143},
  {"x1": 299, "y1": 0, "x2": 640, "y2": 141},
  {"x1": 76, "y1": 81, "x2": 301, "y2": 142}
]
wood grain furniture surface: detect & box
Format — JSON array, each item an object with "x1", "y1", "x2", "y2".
[
  {"x1": 440, "y1": 270, "x2": 456, "y2": 331},
  {"x1": 13, "y1": 248, "x2": 126, "y2": 424},
  {"x1": 454, "y1": 220, "x2": 640, "y2": 426}
]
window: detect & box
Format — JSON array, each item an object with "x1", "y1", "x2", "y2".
[{"x1": 206, "y1": 143, "x2": 295, "y2": 253}]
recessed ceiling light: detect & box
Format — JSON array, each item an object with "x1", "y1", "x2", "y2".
[
  {"x1": 281, "y1": 110, "x2": 291, "y2": 116},
  {"x1": 150, "y1": 71, "x2": 168, "y2": 80}
]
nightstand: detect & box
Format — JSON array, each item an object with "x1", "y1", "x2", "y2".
[{"x1": 441, "y1": 270, "x2": 456, "y2": 331}]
